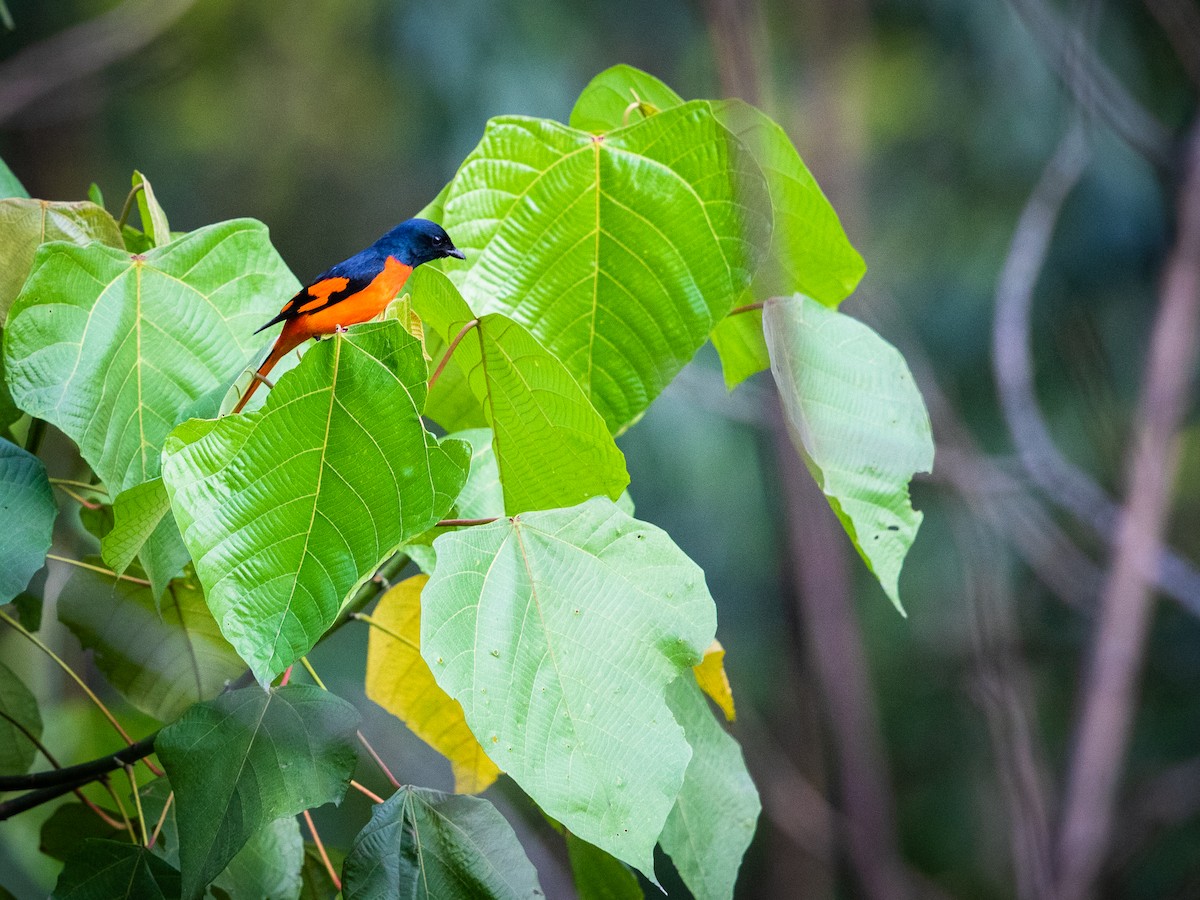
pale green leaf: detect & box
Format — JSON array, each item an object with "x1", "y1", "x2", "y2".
[
  {"x1": 569, "y1": 64, "x2": 685, "y2": 133},
  {"x1": 436, "y1": 104, "x2": 770, "y2": 432},
  {"x1": 101, "y1": 477, "x2": 190, "y2": 600},
  {"x1": 566, "y1": 831, "x2": 643, "y2": 900},
  {"x1": 133, "y1": 171, "x2": 171, "y2": 248},
  {"x1": 212, "y1": 815, "x2": 304, "y2": 900},
  {"x1": 0, "y1": 438, "x2": 55, "y2": 602},
  {"x1": 58, "y1": 566, "x2": 246, "y2": 722},
  {"x1": 52, "y1": 841, "x2": 181, "y2": 900},
  {"x1": 365, "y1": 574, "x2": 500, "y2": 794},
  {"x1": 3, "y1": 219, "x2": 299, "y2": 498},
  {"x1": 708, "y1": 307, "x2": 770, "y2": 391},
  {"x1": 0, "y1": 156, "x2": 27, "y2": 200},
  {"x1": 658, "y1": 676, "x2": 759, "y2": 900},
  {"x1": 156, "y1": 684, "x2": 360, "y2": 900},
  {"x1": 0, "y1": 198, "x2": 123, "y2": 324},
  {"x1": 162, "y1": 321, "x2": 469, "y2": 685},
  {"x1": 763, "y1": 294, "x2": 933, "y2": 611},
  {"x1": 0, "y1": 658, "x2": 41, "y2": 775},
  {"x1": 422, "y1": 498, "x2": 717, "y2": 877},
  {"x1": 341, "y1": 786, "x2": 543, "y2": 900}
]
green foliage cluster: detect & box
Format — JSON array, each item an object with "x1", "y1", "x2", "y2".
[{"x1": 0, "y1": 66, "x2": 932, "y2": 898}]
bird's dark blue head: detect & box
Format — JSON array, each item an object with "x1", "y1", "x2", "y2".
[{"x1": 374, "y1": 218, "x2": 465, "y2": 268}]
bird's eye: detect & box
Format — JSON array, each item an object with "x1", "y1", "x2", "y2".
[{"x1": 433, "y1": 235, "x2": 444, "y2": 245}]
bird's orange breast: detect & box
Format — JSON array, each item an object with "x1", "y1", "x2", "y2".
[{"x1": 298, "y1": 256, "x2": 413, "y2": 336}]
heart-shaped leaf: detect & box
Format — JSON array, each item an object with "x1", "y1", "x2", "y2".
[
  {"x1": 155, "y1": 684, "x2": 359, "y2": 900},
  {"x1": 422, "y1": 498, "x2": 716, "y2": 877},
  {"x1": 763, "y1": 294, "x2": 933, "y2": 610},
  {"x1": 0, "y1": 438, "x2": 55, "y2": 603},
  {"x1": 341, "y1": 786, "x2": 543, "y2": 900},
  {"x1": 435, "y1": 103, "x2": 770, "y2": 432},
  {"x1": 162, "y1": 321, "x2": 469, "y2": 684}
]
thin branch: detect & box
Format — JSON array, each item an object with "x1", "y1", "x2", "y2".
[
  {"x1": 53, "y1": 483, "x2": 101, "y2": 509},
  {"x1": 1055, "y1": 121, "x2": 1200, "y2": 900},
  {"x1": 350, "y1": 780, "x2": 385, "y2": 804},
  {"x1": 48, "y1": 478, "x2": 108, "y2": 494},
  {"x1": 428, "y1": 318, "x2": 479, "y2": 391},
  {"x1": 357, "y1": 729, "x2": 401, "y2": 789},
  {"x1": 115, "y1": 182, "x2": 145, "y2": 231},
  {"x1": 1006, "y1": 0, "x2": 1176, "y2": 173},
  {"x1": 303, "y1": 809, "x2": 341, "y2": 892},
  {"x1": 46, "y1": 554, "x2": 153, "y2": 588},
  {"x1": 147, "y1": 791, "x2": 173, "y2": 849},
  {"x1": 727, "y1": 301, "x2": 765, "y2": 317},
  {"x1": 125, "y1": 764, "x2": 149, "y2": 846}
]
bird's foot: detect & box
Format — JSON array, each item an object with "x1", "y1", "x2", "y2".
[{"x1": 335, "y1": 324, "x2": 348, "y2": 334}]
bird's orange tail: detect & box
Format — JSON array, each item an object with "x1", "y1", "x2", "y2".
[{"x1": 230, "y1": 328, "x2": 302, "y2": 415}]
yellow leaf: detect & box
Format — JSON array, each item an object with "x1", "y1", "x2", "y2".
[
  {"x1": 365, "y1": 574, "x2": 500, "y2": 793},
  {"x1": 693, "y1": 640, "x2": 736, "y2": 721}
]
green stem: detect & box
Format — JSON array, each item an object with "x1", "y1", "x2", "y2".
[
  {"x1": 116, "y1": 182, "x2": 145, "y2": 231},
  {"x1": 428, "y1": 318, "x2": 479, "y2": 391},
  {"x1": 125, "y1": 764, "x2": 149, "y2": 846},
  {"x1": 48, "y1": 478, "x2": 108, "y2": 494},
  {"x1": 46, "y1": 554, "x2": 152, "y2": 588}
]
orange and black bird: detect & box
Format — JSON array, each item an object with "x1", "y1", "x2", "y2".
[{"x1": 231, "y1": 217, "x2": 465, "y2": 413}]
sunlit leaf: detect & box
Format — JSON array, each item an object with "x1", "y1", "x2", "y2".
[
  {"x1": 435, "y1": 103, "x2": 769, "y2": 432},
  {"x1": 566, "y1": 831, "x2": 643, "y2": 900},
  {"x1": 0, "y1": 438, "x2": 55, "y2": 603},
  {"x1": 52, "y1": 841, "x2": 181, "y2": 900},
  {"x1": 658, "y1": 676, "x2": 759, "y2": 900},
  {"x1": 341, "y1": 786, "x2": 543, "y2": 900},
  {"x1": 101, "y1": 478, "x2": 189, "y2": 602},
  {"x1": 132, "y1": 171, "x2": 171, "y2": 248},
  {"x1": 422, "y1": 498, "x2": 717, "y2": 877},
  {"x1": 569, "y1": 64, "x2": 685, "y2": 133},
  {"x1": 162, "y1": 322, "x2": 469, "y2": 685},
  {"x1": 58, "y1": 566, "x2": 245, "y2": 722},
  {"x1": 763, "y1": 294, "x2": 933, "y2": 611},
  {"x1": 156, "y1": 684, "x2": 359, "y2": 900},
  {"x1": 417, "y1": 278, "x2": 628, "y2": 513},
  {"x1": 0, "y1": 156, "x2": 27, "y2": 200},
  {"x1": 365, "y1": 574, "x2": 500, "y2": 794},
  {"x1": 0, "y1": 657, "x2": 41, "y2": 775},
  {"x1": 693, "y1": 640, "x2": 735, "y2": 721},
  {"x1": 0, "y1": 198, "x2": 122, "y2": 323},
  {"x1": 3, "y1": 219, "x2": 298, "y2": 504}
]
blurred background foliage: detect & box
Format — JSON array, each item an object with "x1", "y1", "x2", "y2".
[{"x1": 2, "y1": 0, "x2": 1199, "y2": 897}]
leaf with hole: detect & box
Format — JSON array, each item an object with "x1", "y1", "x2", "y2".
[
  {"x1": 155, "y1": 684, "x2": 359, "y2": 900},
  {"x1": 422, "y1": 498, "x2": 717, "y2": 877},
  {"x1": 163, "y1": 321, "x2": 469, "y2": 685},
  {"x1": 763, "y1": 294, "x2": 933, "y2": 610}
]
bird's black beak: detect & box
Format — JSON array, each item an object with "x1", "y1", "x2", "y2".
[{"x1": 446, "y1": 247, "x2": 466, "y2": 260}]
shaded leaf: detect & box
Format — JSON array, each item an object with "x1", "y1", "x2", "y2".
[
  {"x1": 0, "y1": 198, "x2": 122, "y2": 323},
  {"x1": 0, "y1": 438, "x2": 55, "y2": 603},
  {"x1": 132, "y1": 171, "x2": 171, "y2": 248},
  {"x1": 569, "y1": 64, "x2": 685, "y2": 133},
  {"x1": 3, "y1": 219, "x2": 298, "y2": 502},
  {"x1": 566, "y1": 831, "x2": 643, "y2": 900},
  {"x1": 299, "y1": 843, "x2": 345, "y2": 900},
  {"x1": 341, "y1": 786, "x2": 543, "y2": 900},
  {"x1": 156, "y1": 684, "x2": 360, "y2": 900},
  {"x1": 693, "y1": 640, "x2": 735, "y2": 721},
  {"x1": 163, "y1": 321, "x2": 469, "y2": 685},
  {"x1": 58, "y1": 566, "x2": 245, "y2": 722},
  {"x1": 212, "y1": 815, "x2": 304, "y2": 900},
  {"x1": 763, "y1": 294, "x2": 933, "y2": 610},
  {"x1": 366, "y1": 574, "x2": 500, "y2": 793},
  {"x1": 708, "y1": 308, "x2": 770, "y2": 391},
  {"x1": 658, "y1": 676, "x2": 759, "y2": 900},
  {"x1": 422, "y1": 498, "x2": 717, "y2": 877},
  {"x1": 101, "y1": 477, "x2": 190, "y2": 601},
  {"x1": 436, "y1": 103, "x2": 769, "y2": 432},
  {"x1": 0, "y1": 657, "x2": 41, "y2": 775},
  {"x1": 39, "y1": 803, "x2": 125, "y2": 862},
  {"x1": 52, "y1": 840, "x2": 181, "y2": 900}
]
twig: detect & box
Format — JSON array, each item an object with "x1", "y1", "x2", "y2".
[
  {"x1": 46, "y1": 554, "x2": 153, "y2": 588},
  {"x1": 428, "y1": 319, "x2": 479, "y2": 391},
  {"x1": 148, "y1": 791, "x2": 173, "y2": 849},
  {"x1": 302, "y1": 809, "x2": 341, "y2": 891},
  {"x1": 1055, "y1": 121, "x2": 1200, "y2": 900},
  {"x1": 115, "y1": 182, "x2": 145, "y2": 231},
  {"x1": 350, "y1": 780, "x2": 385, "y2": 804},
  {"x1": 53, "y1": 483, "x2": 101, "y2": 509},
  {"x1": 126, "y1": 764, "x2": 149, "y2": 846}
]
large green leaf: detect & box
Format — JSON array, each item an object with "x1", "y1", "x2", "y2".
[
  {"x1": 658, "y1": 677, "x2": 759, "y2": 900},
  {"x1": 566, "y1": 831, "x2": 643, "y2": 900},
  {"x1": 763, "y1": 294, "x2": 933, "y2": 610},
  {"x1": 162, "y1": 321, "x2": 469, "y2": 685},
  {"x1": 569, "y1": 64, "x2": 685, "y2": 133},
  {"x1": 101, "y1": 478, "x2": 190, "y2": 602},
  {"x1": 0, "y1": 438, "x2": 55, "y2": 603},
  {"x1": 0, "y1": 198, "x2": 123, "y2": 323},
  {"x1": 52, "y1": 841, "x2": 181, "y2": 900},
  {"x1": 435, "y1": 103, "x2": 770, "y2": 432},
  {"x1": 422, "y1": 498, "x2": 717, "y2": 877},
  {"x1": 4, "y1": 219, "x2": 297, "y2": 500},
  {"x1": 0, "y1": 157, "x2": 28, "y2": 200},
  {"x1": 155, "y1": 684, "x2": 359, "y2": 900},
  {"x1": 415, "y1": 277, "x2": 627, "y2": 512},
  {"x1": 58, "y1": 566, "x2": 245, "y2": 722},
  {"x1": 341, "y1": 786, "x2": 543, "y2": 900},
  {"x1": 39, "y1": 803, "x2": 125, "y2": 862},
  {"x1": 0, "y1": 657, "x2": 41, "y2": 775}
]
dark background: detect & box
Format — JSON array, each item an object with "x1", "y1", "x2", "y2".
[{"x1": 1, "y1": 0, "x2": 1198, "y2": 897}]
